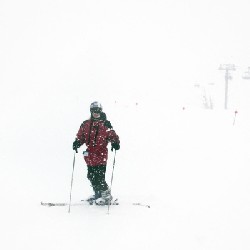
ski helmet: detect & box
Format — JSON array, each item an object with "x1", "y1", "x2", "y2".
[{"x1": 90, "y1": 101, "x2": 103, "y2": 113}]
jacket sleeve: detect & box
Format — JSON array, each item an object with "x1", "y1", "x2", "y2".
[
  {"x1": 107, "y1": 129, "x2": 120, "y2": 145},
  {"x1": 76, "y1": 122, "x2": 86, "y2": 145}
]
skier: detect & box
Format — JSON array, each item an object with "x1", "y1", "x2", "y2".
[{"x1": 72, "y1": 101, "x2": 120, "y2": 205}]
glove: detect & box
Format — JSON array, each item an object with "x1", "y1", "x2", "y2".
[
  {"x1": 73, "y1": 139, "x2": 81, "y2": 152},
  {"x1": 111, "y1": 142, "x2": 120, "y2": 151}
]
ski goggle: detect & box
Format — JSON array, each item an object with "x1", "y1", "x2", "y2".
[{"x1": 90, "y1": 107, "x2": 102, "y2": 114}]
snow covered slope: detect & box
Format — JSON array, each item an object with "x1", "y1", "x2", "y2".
[{"x1": 1, "y1": 101, "x2": 250, "y2": 250}]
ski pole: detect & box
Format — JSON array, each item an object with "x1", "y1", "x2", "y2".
[
  {"x1": 68, "y1": 152, "x2": 76, "y2": 213},
  {"x1": 107, "y1": 150, "x2": 117, "y2": 214}
]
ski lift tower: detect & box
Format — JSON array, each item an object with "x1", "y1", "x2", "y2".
[{"x1": 219, "y1": 64, "x2": 236, "y2": 109}]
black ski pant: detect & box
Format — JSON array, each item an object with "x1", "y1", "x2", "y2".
[{"x1": 87, "y1": 165, "x2": 109, "y2": 196}]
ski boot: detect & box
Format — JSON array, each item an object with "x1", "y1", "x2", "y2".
[
  {"x1": 95, "y1": 189, "x2": 113, "y2": 206},
  {"x1": 86, "y1": 191, "x2": 101, "y2": 205}
]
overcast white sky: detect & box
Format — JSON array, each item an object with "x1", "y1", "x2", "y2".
[{"x1": 1, "y1": 0, "x2": 250, "y2": 114}]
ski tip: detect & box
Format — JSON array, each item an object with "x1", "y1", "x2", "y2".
[{"x1": 132, "y1": 203, "x2": 151, "y2": 208}]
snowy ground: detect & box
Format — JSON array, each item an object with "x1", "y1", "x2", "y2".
[{"x1": 1, "y1": 101, "x2": 250, "y2": 250}]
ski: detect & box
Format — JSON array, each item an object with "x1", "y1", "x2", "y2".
[
  {"x1": 132, "y1": 203, "x2": 151, "y2": 208},
  {"x1": 41, "y1": 198, "x2": 119, "y2": 207},
  {"x1": 41, "y1": 200, "x2": 150, "y2": 208},
  {"x1": 41, "y1": 201, "x2": 84, "y2": 207}
]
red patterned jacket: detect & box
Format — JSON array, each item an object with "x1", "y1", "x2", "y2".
[{"x1": 76, "y1": 119, "x2": 120, "y2": 166}]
